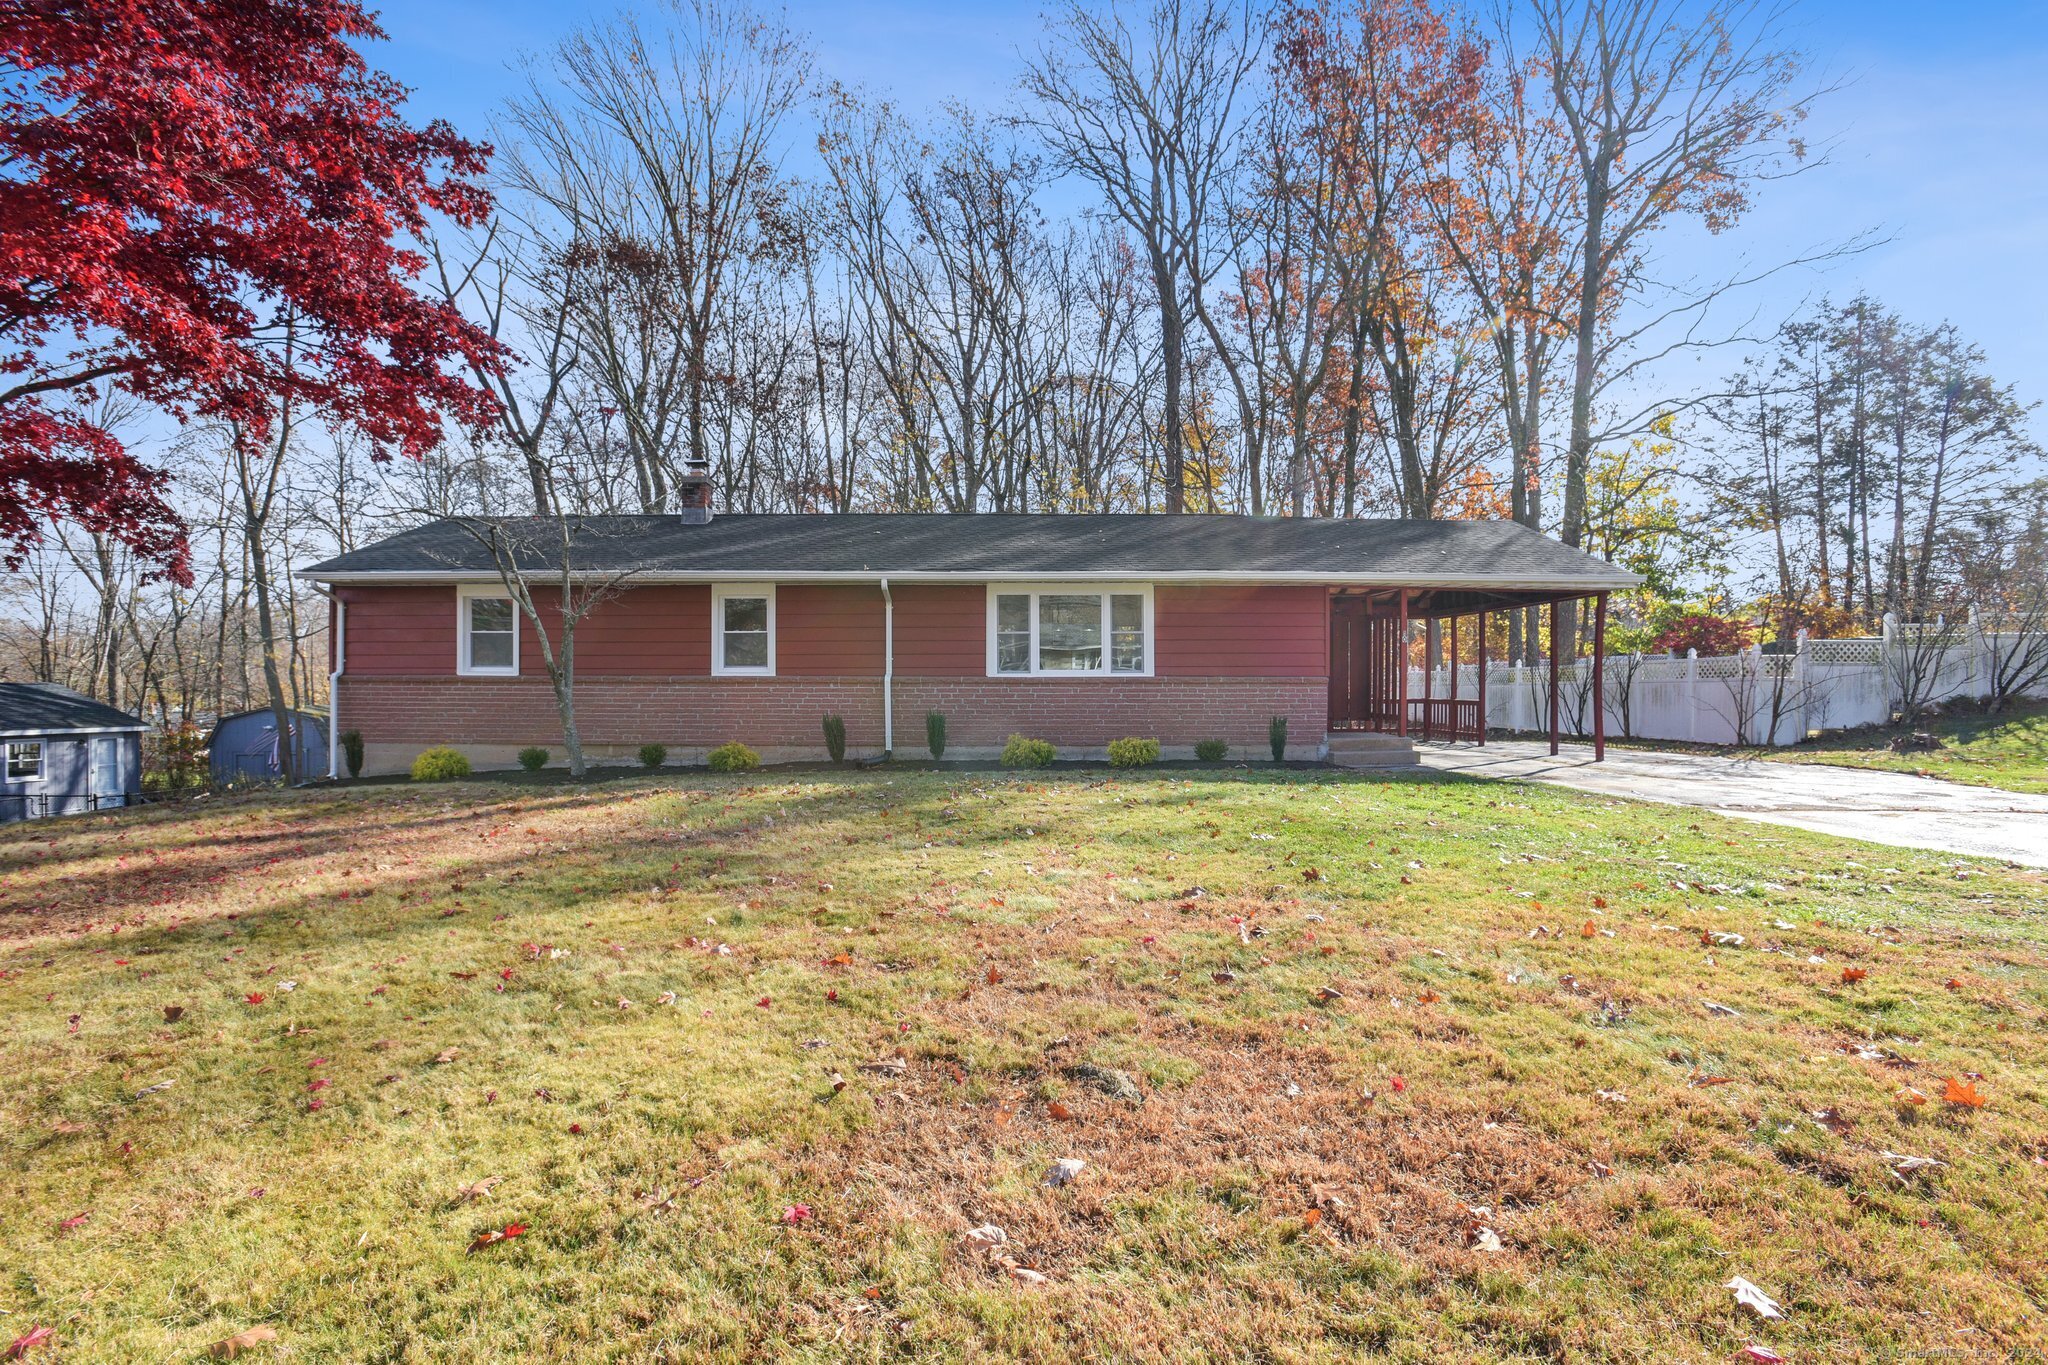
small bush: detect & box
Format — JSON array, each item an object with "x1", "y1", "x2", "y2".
[
  {"x1": 821, "y1": 714, "x2": 846, "y2": 764},
  {"x1": 517, "y1": 746, "x2": 548, "y2": 772},
  {"x1": 638, "y1": 742, "x2": 668, "y2": 769},
  {"x1": 707, "y1": 741, "x2": 759, "y2": 773},
  {"x1": 410, "y1": 746, "x2": 471, "y2": 782},
  {"x1": 1194, "y1": 738, "x2": 1228, "y2": 763},
  {"x1": 926, "y1": 710, "x2": 947, "y2": 760},
  {"x1": 1000, "y1": 734, "x2": 1056, "y2": 768},
  {"x1": 1107, "y1": 736, "x2": 1160, "y2": 768},
  {"x1": 1268, "y1": 716, "x2": 1288, "y2": 763},
  {"x1": 341, "y1": 729, "x2": 365, "y2": 779}
]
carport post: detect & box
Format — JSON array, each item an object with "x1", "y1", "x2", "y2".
[
  {"x1": 1593, "y1": 592, "x2": 1608, "y2": 762},
  {"x1": 1547, "y1": 598, "x2": 1561, "y2": 756},
  {"x1": 1397, "y1": 589, "x2": 1409, "y2": 737},
  {"x1": 1476, "y1": 611, "x2": 1488, "y2": 747}
]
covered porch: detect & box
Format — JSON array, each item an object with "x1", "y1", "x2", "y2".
[{"x1": 1327, "y1": 587, "x2": 1614, "y2": 760}]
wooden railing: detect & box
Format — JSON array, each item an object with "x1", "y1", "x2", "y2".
[{"x1": 1407, "y1": 697, "x2": 1484, "y2": 742}]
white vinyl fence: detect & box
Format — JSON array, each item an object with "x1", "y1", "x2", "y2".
[{"x1": 1419, "y1": 613, "x2": 2048, "y2": 748}]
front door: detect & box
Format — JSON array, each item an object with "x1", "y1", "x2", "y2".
[{"x1": 1328, "y1": 597, "x2": 1369, "y2": 730}]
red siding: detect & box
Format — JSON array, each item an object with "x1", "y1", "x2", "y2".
[
  {"x1": 340, "y1": 585, "x2": 456, "y2": 676},
  {"x1": 779, "y1": 585, "x2": 883, "y2": 675},
  {"x1": 891, "y1": 584, "x2": 985, "y2": 676},
  {"x1": 1155, "y1": 585, "x2": 1326, "y2": 677},
  {"x1": 337, "y1": 581, "x2": 1331, "y2": 681}
]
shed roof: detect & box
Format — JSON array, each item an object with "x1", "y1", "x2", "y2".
[
  {"x1": 301, "y1": 514, "x2": 1638, "y2": 593},
  {"x1": 0, "y1": 683, "x2": 146, "y2": 736}
]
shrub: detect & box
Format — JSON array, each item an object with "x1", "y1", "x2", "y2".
[
  {"x1": 1000, "y1": 733, "x2": 1055, "y2": 768},
  {"x1": 517, "y1": 746, "x2": 548, "y2": 773},
  {"x1": 1652, "y1": 611, "x2": 1753, "y2": 657},
  {"x1": 638, "y1": 742, "x2": 668, "y2": 769},
  {"x1": 410, "y1": 746, "x2": 471, "y2": 782},
  {"x1": 707, "y1": 741, "x2": 759, "y2": 773},
  {"x1": 340, "y1": 729, "x2": 365, "y2": 779},
  {"x1": 926, "y1": 710, "x2": 947, "y2": 760},
  {"x1": 142, "y1": 720, "x2": 208, "y2": 794},
  {"x1": 1107, "y1": 736, "x2": 1160, "y2": 768},
  {"x1": 1268, "y1": 716, "x2": 1288, "y2": 763},
  {"x1": 1194, "y1": 738, "x2": 1228, "y2": 763},
  {"x1": 821, "y1": 714, "x2": 846, "y2": 764}
]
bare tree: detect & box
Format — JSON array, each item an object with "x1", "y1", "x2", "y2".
[{"x1": 1021, "y1": 0, "x2": 1259, "y2": 513}]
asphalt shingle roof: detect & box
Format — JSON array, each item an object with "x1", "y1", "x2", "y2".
[
  {"x1": 0, "y1": 683, "x2": 146, "y2": 734},
  {"x1": 302, "y1": 514, "x2": 1638, "y2": 590}
]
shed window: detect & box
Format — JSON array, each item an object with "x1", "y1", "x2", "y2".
[
  {"x1": 712, "y1": 585, "x2": 776, "y2": 676},
  {"x1": 459, "y1": 590, "x2": 519, "y2": 676},
  {"x1": 6, "y1": 742, "x2": 42, "y2": 781},
  {"x1": 988, "y1": 587, "x2": 1152, "y2": 677}
]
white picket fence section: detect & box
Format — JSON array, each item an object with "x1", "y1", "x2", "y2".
[{"x1": 1413, "y1": 613, "x2": 2047, "y2": 748}]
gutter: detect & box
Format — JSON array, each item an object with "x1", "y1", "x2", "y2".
[
  {"x1": 296, "y1": 568, "x2": 1644, "y2": 591},
  {"x1": 879, "y1": 577, "x2": 893, "y2": 758}
]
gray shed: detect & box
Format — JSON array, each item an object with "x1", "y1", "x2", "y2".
[
  {"x1": 0, "y1": 683, "x2": 145, "y2": 823},
  {"x1": 208, "y1": 707, "x2": 329, "y2": 785}
]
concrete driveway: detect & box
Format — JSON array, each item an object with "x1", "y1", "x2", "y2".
[{"x1": 1415, "y1": 740, "x2": 2048, "y2": 868}]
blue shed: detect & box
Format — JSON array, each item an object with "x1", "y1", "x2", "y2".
[
  {"x1": 208, "y1": 707, "x2": 329, "y2": 785},
  {"x1": 0, "y1": 683, "x2": 145, "y2": 823}
]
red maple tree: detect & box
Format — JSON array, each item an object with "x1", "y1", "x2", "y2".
[{"x1": 0, "y1": 0, "x2": 505, "y2": 580}]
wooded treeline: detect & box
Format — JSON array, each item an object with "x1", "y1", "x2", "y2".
[{"x1": 3, "y1": 0, "x2": 2041, "y2": 728}]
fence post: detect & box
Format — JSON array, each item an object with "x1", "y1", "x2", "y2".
[
  {"x1": 1686, "y1": 648, "x2": 1699, "y2": 743},
  {"x1": 1881, "y1": 612, "x2": 1900, "y2": 711},
  {"x1": 1968, "y1": 605, "x2": 1986, "y2": 699},
  {"x1": 1792, "y1": 629, "x2": 1810, "y2": 745}
]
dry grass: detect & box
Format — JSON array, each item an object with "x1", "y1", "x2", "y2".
[{"x1": 3, "y1": 767, "x2": 2046, "y2": 1361}]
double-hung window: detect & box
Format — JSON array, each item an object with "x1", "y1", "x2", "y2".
[
  {"x1": 987, "y1": 586, "x2": 1151, "y2": 677},
  {"x1": 712, "y1": 584, "x2": 776, "y2": 676},
  {"x1": 6, "y1": 741, "x2": 43, "y2": 781},
  {"x1": 458, "y1": 587, "x2": 519, "y2": 676}
]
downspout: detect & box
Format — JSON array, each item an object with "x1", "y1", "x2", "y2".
[
  {"x1": 879, "y1": 577, "x2": 894, "y2": 759},
  {"x1": 313, "y1": 586, "x2": 345, "y2": 780}
]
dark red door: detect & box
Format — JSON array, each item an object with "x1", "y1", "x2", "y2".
[{"x1": 1328, "y1": 597, "x2": 1368, "y2": 730}]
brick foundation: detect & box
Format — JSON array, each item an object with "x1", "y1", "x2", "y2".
[{"x1": 337, "y1": 674, "x2": 1328, "y2": 774}]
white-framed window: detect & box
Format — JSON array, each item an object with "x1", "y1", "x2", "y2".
[
  {"x1": 457, "y1": 585, "x2": 520, "y2": 676},
  {"x1": 986, "y1": 584, "x2": 1152, "y2": 677},
  {"x1": 712, "y1": 584, "x2": 776, "y2": 676},
  {"x1": 6, "y1": 741, "x2": 44, "y2": 782}
]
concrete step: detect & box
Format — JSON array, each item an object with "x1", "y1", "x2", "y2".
[{"x1": 1326, "y1": 732, "x2": 1421, "y2": 768}]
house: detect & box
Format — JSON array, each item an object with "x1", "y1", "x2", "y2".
[
  {"x1": 208, "y1": 706, "x2": 329, "y2": 786},
  {"x1": 0, "y1": 682, "x2": 145, "y2": 821},
  {"x1": 302, "y1": 477, "x2": 1638, "y2": 776}
]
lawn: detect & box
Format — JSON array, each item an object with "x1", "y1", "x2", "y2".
[
  {"x1": 3, "y1": 768, "x2": 2046, "y2": 1362},
  {"x1": 1762, "y1": 699, "x2": 2048, "y2": 796}
]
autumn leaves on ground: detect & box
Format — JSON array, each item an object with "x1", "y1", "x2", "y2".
[{"x1": 3, "y1": 770, "x2": 2045, "y2": 1362}]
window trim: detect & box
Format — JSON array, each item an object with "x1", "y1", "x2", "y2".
[
  {"x1": 984, "y1": 583, "x2": 1154, "y2": 679},
  {"x1": 456, "y1": 584, "x2": 521, "y2": 677},
  {"x1": 6, "y1": 740, "x2": 45, "y2": 784},
  {"x1": 711, "y1": 583, "x2": 777, "y2": 677}
]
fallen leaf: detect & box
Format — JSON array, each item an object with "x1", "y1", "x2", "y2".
[
  {"x1": 433, "y1": 1048, "x2": 459, "y2": 1065},
  {"x1": 1470, "y1": 1226, "x2": 1504, "y2": 1252},
  {"x1": 208, "y1": 1325, "x2": 279, "y2": 1359},
  {"x1": 1046, "y1": 1157, "x2": 1086, "y2": 1187},
  {"x1": 1047, "y1": 1101, "x2": 1074, "y2": 1121},
  {"x1": 454, "y1": 1176, "x2": 502, "y2": 1204},
  {"x1": 1725, "y1": 1276, "x2": 1784, "y2": 1320},
  {"x1": 466, "y1": 1222, "x2": 528, "y2": 1254},
  {"x1": 4, "y1": 1326, "x2": 55, "y2": 1360},
  {"x1": 1007, "y1": 1265, "x2": 1048, "y2": 1286},
  {"x1": 961, "y1": 1224, "x2": 1008, "y2": 1253},
  {"x1": 57, "y1": 1211, "x2": 89, "y2": 1230},
  {"x1": 1941, "y1": 1077, "x2": 1986, "y2": 1108},
  {"x1": 1841, "y1": 967, "x2": 1868, "y2": 984},
  {"x1": 781, "y1": 1203, "x2": 813, "y2": 1225},
  {"x1": 1735, "y1": 1348, "x2": 1786, "y2": 1364},
  {"x1": 1580, "y1": 921, "x2": 1597, "y2": 938},
  {"x1": 1302, "y1": 1208, "x2": 1322, "y2": 1227},
  {"x1": 163, "y1": 1005, "x2": 185, "y2": 1023}
]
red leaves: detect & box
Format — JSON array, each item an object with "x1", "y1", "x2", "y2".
[
  {"x1": 244, "y1": 992, "x2": 265, "y2": 1005},
  {"x1": 0, "y1": 0, "x2": 504, "y2": 575},
  {"x1": 467, "y1": 1222, "x2": 528, "y2": 1254},
  {"x1": 3, "y1": 1325, "x2": 54, "y2": 1360},
  {"x1": 780, "y1": 1203, "x2": 813, "y2": 1225},
  {"x1": 1840, "y1": 967, "x2": 1868, "y2": 984},
  {"x1": 57, "y1": 1211, "x2": 89, "y2": 1230}
]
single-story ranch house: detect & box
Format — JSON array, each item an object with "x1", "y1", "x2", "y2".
[{"x1": 302, "y1": 499, "x2": 1636, "y2": 776}]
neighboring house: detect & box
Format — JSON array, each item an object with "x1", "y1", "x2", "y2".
[
  {"x1": 0, "y1": 683, "x2": 145, "y2": 822},
  {"x1": 300, "y1": 485, "x2": 1637, "y2": 776},
  {"x1": 208, "y1": 707, "x2": 329, "y2": 786}
]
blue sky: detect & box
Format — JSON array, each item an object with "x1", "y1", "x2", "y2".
[{"x1": 373, "y1": 0, "x2": 2048, "y2": 440}]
